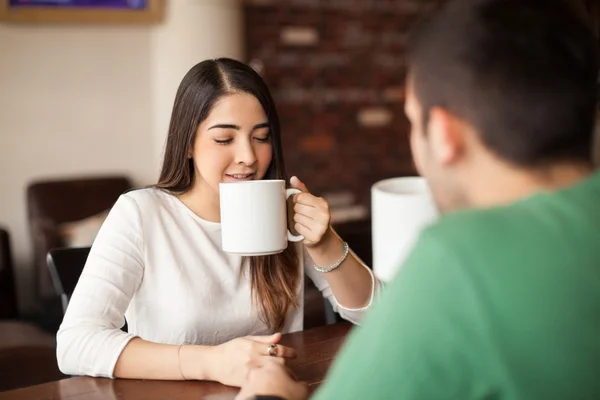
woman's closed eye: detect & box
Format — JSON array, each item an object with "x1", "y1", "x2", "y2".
[
  {"x1": 214, "y1": 138, "x2": 233, "y2": 145},
  {"x1": 254, "y1": 133, "x2": 271, "y2": 143},
  {"x1": 214, "y1": 134, "x2": 270, "y2": 145}
]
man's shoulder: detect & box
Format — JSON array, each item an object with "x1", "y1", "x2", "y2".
[
  {"x1": 418, "y1": 189, "x2": 600, "y2": 278},
  {"x1": 424, "y1": 206, "x2": 516, "y2": 246},
  {"x1": 426, "y1": 183, "x2": 599, "y2": 249},
  {"x1": 415, "y1": 202, "x2": 547, "y2": 270}
]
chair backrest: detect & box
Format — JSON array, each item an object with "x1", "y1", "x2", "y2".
[
  {"x1": 46, "y1": 247, "x2": 91, "y2": 315},
  {"x1": 27, "y1": 176, "x2": 131, "y2": 300}
]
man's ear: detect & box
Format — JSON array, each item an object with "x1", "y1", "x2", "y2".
[{"x1": 427, "y1": 106, "x2": 466, "y2": 166}]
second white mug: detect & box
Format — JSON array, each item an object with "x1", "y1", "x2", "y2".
[{"x1": 371, "y1": 177, "x2": 438, "y2": 282}]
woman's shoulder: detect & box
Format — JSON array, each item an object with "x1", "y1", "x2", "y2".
[
  {"x1": 107, "y1": 188, "x2": 186, "y2": 234},
  {"x1": 119, "y1": 187, "x2": 176, "y2": 211}
]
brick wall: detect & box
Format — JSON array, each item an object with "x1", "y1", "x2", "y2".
[{"x1": 244, "y1": 0, "x2": 439, "y2": 212}]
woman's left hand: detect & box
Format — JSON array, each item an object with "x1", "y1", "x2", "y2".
[{"x1": 290, "y1": 176, "x2": 332, "y2": 247}]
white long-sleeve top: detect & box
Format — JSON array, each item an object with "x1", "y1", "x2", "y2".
[{"x1": 56, "y1": 188, "x2": 379, "y2": 378}]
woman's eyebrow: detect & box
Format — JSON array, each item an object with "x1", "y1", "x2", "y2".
[
  {"x1": 208, "y1": 124, "x2": 240, "y2": 130},
  {"x1": 253, "y1": 122, "x2": 270, "y2": 130},
  {"x1": 208, "y1": 122, "x2": 269, "y2": 131}
]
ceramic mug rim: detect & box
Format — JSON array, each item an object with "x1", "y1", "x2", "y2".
[
  {"x1": 219, "y1": 179, "x2": 285, "y2": 187},
  {"x1": 372, "y1": 177, "x2": 429, "y2": 196}
]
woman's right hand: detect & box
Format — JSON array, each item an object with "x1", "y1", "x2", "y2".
[{"x1": 203, "y1": 333, "x2": 297, "y2": 387}]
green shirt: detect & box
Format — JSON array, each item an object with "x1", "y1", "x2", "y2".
[{"x1": 314, "y1": 173, "x2": 600, "y2": 400}]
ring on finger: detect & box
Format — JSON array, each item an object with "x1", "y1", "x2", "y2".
[{"x1": 267, "y1": 344, "x2": 278, "y2": 357}]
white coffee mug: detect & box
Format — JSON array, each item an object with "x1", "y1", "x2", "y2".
[
  {"x1": 371, "y1": 177, "x2": 438, "y2": 282},
  {"x1": 219, "y1": 180, "x2": 304, "y2": 256}
]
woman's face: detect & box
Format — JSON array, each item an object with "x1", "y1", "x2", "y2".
[{"x1": 190, "y1": 92, "x2": 273, "y2": 200}]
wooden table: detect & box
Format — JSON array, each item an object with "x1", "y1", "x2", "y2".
[{"x1": 0, "y1": 323, "x2": 353, "y2": 400}]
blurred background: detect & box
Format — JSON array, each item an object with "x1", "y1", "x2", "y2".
[{"x1": 0, "y1": 0, "x2": 598, "y2": 391}]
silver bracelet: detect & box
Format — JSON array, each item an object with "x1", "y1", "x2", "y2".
[{"x1": 313, "y1": 241, "x2": 349, "y2": 273}]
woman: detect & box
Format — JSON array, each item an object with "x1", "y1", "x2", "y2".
[{"x1": 56, "y1": 58, "x2": 379, "y2": 387}]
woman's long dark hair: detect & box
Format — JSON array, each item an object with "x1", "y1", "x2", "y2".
[{"x1": 156, "y1": 58, "x2": 299, "y2": 331}]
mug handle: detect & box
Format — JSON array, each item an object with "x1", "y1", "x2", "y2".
[{"x1": 286, "y1": 188, "x2": 304, "y2": 242}]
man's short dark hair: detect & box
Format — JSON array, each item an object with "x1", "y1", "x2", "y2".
[{"x1": 407, "y1": 0, "x2": 599, "y2": 167}]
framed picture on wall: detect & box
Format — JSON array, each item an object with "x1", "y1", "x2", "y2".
[{"x1": 0, "y1": 0, "x2": 165, "y2": 24}]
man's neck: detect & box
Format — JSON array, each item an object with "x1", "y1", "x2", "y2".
[{"x1": 462, "y1": 161, "x2": 594, "y2": 209}]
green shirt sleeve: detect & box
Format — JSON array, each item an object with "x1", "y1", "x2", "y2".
[{"x1": 312, "y1": 229, "x2": 485, "y2": 400}]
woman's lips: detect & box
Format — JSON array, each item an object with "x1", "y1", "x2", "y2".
[{"x1": 225, "y1": 173, "x2": 256, "y2": 181}]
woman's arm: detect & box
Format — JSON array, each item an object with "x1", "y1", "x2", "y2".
[
  {"x1": 56, "y1": 194, "x2": 144, "y2": 377},
  {"x1": 56, "y1": 193, "x2": 201, "y2": 380},
  {"x1": 114, "y1": 333, "x2": 295, "y2": 386},
  {"x1": 114, "y1": 338, "x2": 202, "y2": 380},
  {"x1": 305, "y1": 228, "x2": 376, "y2": 309},
  {"x1": 290, "y1": 177, "x2": 380, "y2": 314}
]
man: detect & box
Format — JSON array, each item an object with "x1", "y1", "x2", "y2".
[{"x1": 237, "y1": 0, "x2": 600, "y2": 399}]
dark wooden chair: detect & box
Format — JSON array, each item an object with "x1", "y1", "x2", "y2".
[
  {"x1": 27, "y1": 176, "x2": 132, "y2": 303},
  {"x1": 46, "y1": 247, "x2": 91, "y2": 315},
  {"x1": 0, "y1": 228, "x2": 18, "y2": 320},
  {"x1": 0, "y1": 228, "x2": 65, "y2": 392}
]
